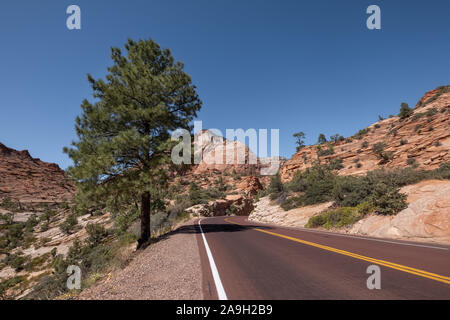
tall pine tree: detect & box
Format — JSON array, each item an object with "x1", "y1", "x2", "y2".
[{"x1": 64, "y1": 39, "x2": 202, "y2": 247}]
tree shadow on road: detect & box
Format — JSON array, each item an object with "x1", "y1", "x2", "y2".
[
  {"x1": 176, "y1": 222, "x2": 273, "y2": 235},
  {"x1": 138, "y1": 220, "x2": 272, "y2": 250}
]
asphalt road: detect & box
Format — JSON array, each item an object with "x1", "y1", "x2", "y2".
[{"x1": 194, "y1": 216, "x2": 450, "y2": 300}]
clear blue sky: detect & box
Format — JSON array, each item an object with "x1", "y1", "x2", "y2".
[{"x1": 1, "y1": 0, "x2": 450, "y2": 169}]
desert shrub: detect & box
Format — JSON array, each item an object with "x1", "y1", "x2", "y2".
[
  {"x1": 356, "y1": 202, "x2": 374, "y2": 215},
  {"x1": 369, "y1": 183, "x2": 407, "y2": 215},
  {"x1": 425, "y1": 107, "x2": 438, "y2": 117},
  {"x1": 280, "y1": 196, "x2": 304, "y2": 211},
  {"x1": 398, "y1": 103, "x2": 413, "y2": 119},
  {"x1": 188, "y1": 182, "x2": 224, "y2": 205},
  {"x1": 40, "y1": 208, "x2": 57, "y2": 223},
  {"x1": 85, "y1": 224, "x2": 109, "y2": 247},
  {"x1": 0, "y1": 198, "x2": 21, "y2": 212},
  {"x1": 305, "y1": 214, "x2": 328, "y2": 228},
  {"x1": 431, "y1": 162, "x2": 450, "y2": 179},
  {"x1": 414, "y1": 124, "x2": 422, "y2": 132},
  {"x1": 0, "y1": 223, "x2": 26, "y2": 250},
  {"x1": 406, "y1": 158, "x2": 416, "y2": 166},
  {"x1": 328, "y1": 158, "x2": 344, "y2": 170},
  {"x1": 332, "y1": 175, "x2": 372, "y2": 207},
  {"x1": 281, "y1": 163, "x2": 450, "y2": 214},
  {"x1": 267, "y1": 174, "x2": 284, "y2": 198},
  {"x1": 361, "y1": 141, "x2": 369, "y2": 148},
  {"x1": 400, "y1": 139, "x2": 408, "y2": 146},
  {"x1": 0, "y1": 276, "x2": 27, "y2": 297},
  {"x1": 372, "y1": 142, "x2": 393, "y2": 163},
  {"x1": 330, "y1": 134, "x2": 345, "y2": 143},
  {"x1": 0, "y1": 212, "x2": 14, "y2": 225},
  {"x1": 317, "y1": 143, "x2": 334, "y2": 157},
  {"x1": 60, "y1": 202, "x2": 70, "y2": 210},
  {"x1": 372, "y1": 142, "x2": 386, "y2": 156},
  {"x1": 305, "y1": 207, "x2": 362, "y2": 229},
  {"x1": 167, "y1": 182, "x2": 183, "y2": 199},
  {"x1": 305, "y1": 201, "x2": 375, "y2": 229},
  {"x1": 166, "y1": 198, "x2": 191, "y2": 218},
  {"x1": 300, "y1": 173, "x2": 335, "y2": 205},
  {"x1": 354, "y1": 128, "x2": 369, "y2": 140},
  {"x1": 60, "y1": 214, "x2": 78, "y2": 235},
  {"x1": 254, "y1": 189, "x2": 269, "y2": 202},
  {"x1": 412, "y1": 112, "x2": 425, "y2": 121}
]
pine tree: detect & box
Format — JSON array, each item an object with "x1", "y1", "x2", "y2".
[
  {"x1": 293, "y1": 131, "x2": 305, "y2": 152},
  {"x1": 64, "y1": 39, "x2": 202, "y2": 247},
  {"x1": 317, "y1": 133, "x2": 327, "y2": 144}
]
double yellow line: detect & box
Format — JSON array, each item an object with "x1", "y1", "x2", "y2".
[{"x1": 224, "y1": 218, "x2": 450, "y2": 285}]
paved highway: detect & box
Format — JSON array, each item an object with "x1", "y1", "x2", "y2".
[{"x1": 195, "y1": 216, "x2": 450, "y2": 300}]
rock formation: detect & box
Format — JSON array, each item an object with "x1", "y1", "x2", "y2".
[
  {"x1": 0, "y1": 143, "x2": 75, "y2": 203},
  {"x1": 280, "y1": 88, "x2": 450, "y2": 182}
]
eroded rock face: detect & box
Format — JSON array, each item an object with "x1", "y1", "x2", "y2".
[
  {"x1": 186, "y1": 194, "x2": 254, "y2": 217},
  {"x1": 280, "y1": 90, "x2": 450, "y2": 182},
  {"x1": 0, "y1": 143, "x2": 75, "y2": 203},
  {"x1": 236, "y1": 176, "x2": 263, "y2": 197},
  {"x1": 193, "y1": 130, "x2": 260, "y2": 175},
  {"x1": 192, "y1": 130, "x2": 285, "y2": 176},
  {"x1": 249, "y1": 197, "x2": 333, "y2": 228}
]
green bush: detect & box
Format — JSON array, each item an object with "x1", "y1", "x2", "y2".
[
  {"x1": 267, "y1": 174, "x2": 284, "y2": 198},
  {"x1": 369, "y1": 183, "x2": 407, "y2": 215},
  {"x1": 86, "y1": 223, "x2": 109, "y2": 247},
  {"x1": 305, "y1": 207, "x2": 362, "y2": 229},
  {"x1": 354, "y1": 128, "x2": 370, "y2": 140},
  {"x1": 278, "y1": 163, "x2": 450, "y2": 215},
  {"x1": 188, "y1": 182, "x2": 224, "y2": 205},
  {"x1": 0, "y1": 276, "x2": 27, "y2": 297},
  {"x1": 372, "y1": 142, "x2": 386, "y2": 156},
  {"x1": 328, "y1": 158, "x2": 344, "y2": 170},
  {"x1": 60, "y1": 214, "x2": 78, "y2": 235},
  {"x1": 398, "y1": 102, "x2": 413, "y2": 119},
  {"x1": 280, "y1": 196, "x2": 304, "y2": 211}
]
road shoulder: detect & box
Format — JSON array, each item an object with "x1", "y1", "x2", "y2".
[{"x1": 78, "y1": 220, "x2": 203, "y2": 300}]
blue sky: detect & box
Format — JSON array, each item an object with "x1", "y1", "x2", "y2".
[{"x1": 1, "y1": 0, "x2": 450, "y2": 169}]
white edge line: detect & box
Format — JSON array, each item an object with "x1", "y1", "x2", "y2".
[
  {"x1": 198, "y1": 219, "x2": 228, "y2": 300},
  {"x1": 246, "y1": 218, "x2": 449, "y2": 251}
]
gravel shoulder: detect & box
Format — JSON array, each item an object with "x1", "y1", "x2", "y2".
[{"x1": 78, "y1": 219, "x2": 203, "y2": 300}]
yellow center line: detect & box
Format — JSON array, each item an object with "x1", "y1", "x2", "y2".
[{"x1": 224, "y1": 218, "x2": 450, "y2": 285}]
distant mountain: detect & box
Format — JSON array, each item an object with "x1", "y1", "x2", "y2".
[{"x1": 0, "y1": 143, "x2": 74, "y2": 203}]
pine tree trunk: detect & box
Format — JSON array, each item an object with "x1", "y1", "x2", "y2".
[{"x1": 138, "y1": 191, "x2": 151, "y2": 248}]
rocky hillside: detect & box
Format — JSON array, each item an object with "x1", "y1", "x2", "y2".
[
  {"x1": 0, "y1": 143, "x2": 75, "y2": 203},
  {"x1": 249, "y1": 179, "x2": 450, "y2": 244},
  {"x1": 193, "y1": 130, "x2": 285, "y2": 176},
  {"x1": 281, "y1": 87, "x2": 450, "y2": 182},
  {"x1": 250, "y1": 86, "x2": 450, "y2": 244}
]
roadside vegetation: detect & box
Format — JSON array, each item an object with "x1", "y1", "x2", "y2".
[{"x1": 259, "y1": 163, "x2": 450, "y2": 229}]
